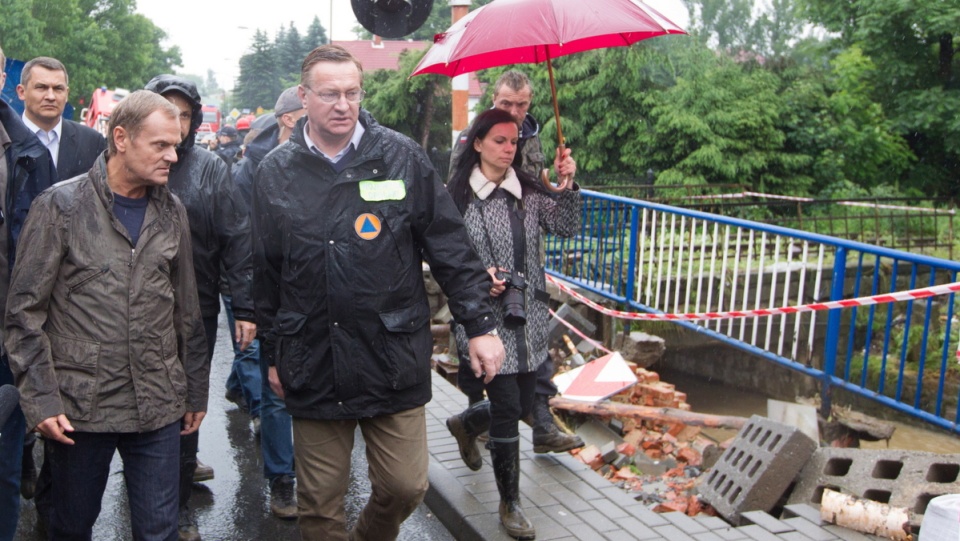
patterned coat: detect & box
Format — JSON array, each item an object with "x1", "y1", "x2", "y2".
[{"x1": 454, "y1": 167, "x2": 581, "y2": 375}]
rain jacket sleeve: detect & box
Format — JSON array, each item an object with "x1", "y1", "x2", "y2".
[
  {"x1": 211, "y1": 157, "x2": 255, "y2": 321},
  {"x1": 173, "y1": 201, "x2": 211, "y2": 413},
  {"x1": 3, "y1": 191, "x2": 66, "y2": 428},
  {"x1": 250, "y1": 161, "x2": 283, "y2": 367},
  {"x1": 413, "y1": 161, "x2": 496, "y2": 338}
]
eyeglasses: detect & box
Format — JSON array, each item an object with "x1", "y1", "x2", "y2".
[{"x1": 304, "y1": 87, "x2": 365, "y2": 104}]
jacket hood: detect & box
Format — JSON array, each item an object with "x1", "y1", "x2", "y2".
[
  {"x1": 520, "y1": 112, "x2": 539, "y2": 140},
  {"x1": 243, "y1": 122, "x2": 280, "y2": 164},
  {"x1": 144, "y1": 74, "x2": 203, "y2": 152}
]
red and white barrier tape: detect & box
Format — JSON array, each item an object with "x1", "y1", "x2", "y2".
[
  {"x1": 547, "y1": 275, "x2": 960, "y2": 360},
  {"x1": 546, "y1": 274, "x2": 960, "y2": 321}
]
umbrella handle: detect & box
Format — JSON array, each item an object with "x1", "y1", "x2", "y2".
[
  {"x1": 541, "y1": 142, "x2": 573, "y2": 193},
  {"x1": 540, "y1": 170, "x2": 572, "y2": 193}
]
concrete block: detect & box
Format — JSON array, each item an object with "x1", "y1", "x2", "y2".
[
  {"x1": 700, "y1": 415, "x2": 817, "y2": 524},
  {"x1": 611, "y1": 453, "x2": 632, "y2": 469},
  {"x1": 547, "y1": 303, "x2": 597, "y2": 346},
  {"x1": 618, "y1": 331, "x2": 666, "y2": 368},
  {"x1": 788, "y1": 447, "x2": 960, "y2": 528},
  {"x1": 600, "y1": 441, "x2": 620, "y2": 463}
]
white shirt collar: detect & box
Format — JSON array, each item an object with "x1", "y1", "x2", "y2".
[
  {"x1": 21, "y1": 114, "x2": 62, "y2": 144},
  {"x1": 303, "y1": 121, "x2": 365, "y2": 163},
  {"x1": 469, "y1": 165, "x2": 522, "y2": 201}
]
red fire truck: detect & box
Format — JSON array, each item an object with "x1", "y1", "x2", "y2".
[
  {"x1": 198, "y1": 104, "x2": 221, "y2": 134},
  {"x1": 80, "y1": 87, "x2": 129, "y2": 136}
]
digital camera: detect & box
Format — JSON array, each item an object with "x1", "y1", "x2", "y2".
[{"x1": 496, "y1": 270, "x2": 527, "y2": 326}]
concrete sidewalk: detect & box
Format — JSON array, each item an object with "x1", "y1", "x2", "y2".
[{"x1": 424, "y1": 371, "x2": 884, "y2": 541}]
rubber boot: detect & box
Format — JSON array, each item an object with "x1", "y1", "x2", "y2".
[
  {"x1": 446, "y1": 400, "x2": 491, "y2": 471},
  {"x1": 21, "y1": 434, "x2": 37, "y2": 499},
  {"x1": 489, "y1": 439, "x2": 535, "y2": 540},
  {"x1": 530, "y1": 394, "x2": 584, "y2": 454}
]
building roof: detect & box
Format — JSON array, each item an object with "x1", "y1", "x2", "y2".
[
  {"x1": 332, "y1": 38, "x2": 428, "y2": 72},
  {"x1": 333, "y1": 38, "x2": 484, "y2": 98}
]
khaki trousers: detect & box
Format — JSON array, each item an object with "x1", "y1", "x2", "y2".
[{"x1": 292, "y1": 406, "x2": 429, "y2": 541}]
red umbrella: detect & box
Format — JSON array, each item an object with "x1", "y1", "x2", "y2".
[{"x1": 411, "y1": 0, "x2": 686, "y2": 189}]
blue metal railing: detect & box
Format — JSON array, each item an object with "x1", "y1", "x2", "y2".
[{"x1": 545, "y1": 190, "x2": 960, "y2": 434}]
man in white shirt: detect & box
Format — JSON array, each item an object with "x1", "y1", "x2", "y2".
[{"x1": 17, "y1": 56, "x2": 106, "y2": 180}]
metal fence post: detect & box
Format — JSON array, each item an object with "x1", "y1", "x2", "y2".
[
  {"x1": 820, "y1": 247, "x2": 848, "y2": 418},
  {"x1": 623, "y1": 206, "x2": 641, "y2": 335}
]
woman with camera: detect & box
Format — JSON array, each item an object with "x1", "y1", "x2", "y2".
[{"x1": 445, "y1": 108, "x2": 581, "y2": 540}]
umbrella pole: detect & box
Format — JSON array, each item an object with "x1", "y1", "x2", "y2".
[
  {"x1": 543, "y1": 52, "x2": 571, "y2": 193},
  {"x1": 547, "y1": 54, "x2": 564, "y2": 147}
]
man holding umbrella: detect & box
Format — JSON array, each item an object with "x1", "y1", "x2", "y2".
[{"x1": 449, "y1": 69, "x2": 584, "y2": 456}]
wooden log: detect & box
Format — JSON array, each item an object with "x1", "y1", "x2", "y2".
[
  {"x1": 820, "y1": 489, "x2": 911, "y2": 541},
  {"x1": 549, "y1": 397, "x2": 749, "y2": 430}
]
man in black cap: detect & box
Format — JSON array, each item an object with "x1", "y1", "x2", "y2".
[
  {"x1": 214, "y1": 124, "x2": 242, "y2": 166},
  {"x1": 144, "y1": 74, "x2": 256, "y2": 541}
]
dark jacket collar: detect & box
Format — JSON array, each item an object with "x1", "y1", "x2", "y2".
[
  {"x1": 89, "y1": 154, "x2": 171, "y2": 211},
  {"x1": 0, "y1": 100, "x2": 49, "y2": 162}
]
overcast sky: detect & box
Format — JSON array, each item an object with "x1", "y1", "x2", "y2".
[
  {"x1": 135, "y1": 0, "x2": 362, "y2": 91},
  {"x1": 135, "y1": 0, "x2": 689, "y2": 92}
]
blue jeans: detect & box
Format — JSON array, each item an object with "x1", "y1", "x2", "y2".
[
  {"x1": 222, "y1": 295, "x2": 261, "y2": 418},
  {"x1": 47, "y1": 421, "x2": 181, "y2": 541},
  {"x1": 0, "y1": 355, "x2": 24, "y2": 541},
  {"x1": 258, "y1": 347, "x2": 295, "y2": 481}
]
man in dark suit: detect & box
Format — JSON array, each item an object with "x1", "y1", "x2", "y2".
[
  {"x1": 16, "y1": 57, "x2": 106, "y2": 180},
  {"x1": 15, "y1": 56, "x2": 105, "y2": 522}
]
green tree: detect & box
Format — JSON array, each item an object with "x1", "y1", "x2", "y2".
[
  {"x1": 234, "y1": 30, "x2": 280, "y2": 110},
  {"x1": 0, "y1": 0, "x2": 181, "y2": 117},
  {"x1": 799, "y1": 0, "x2": 960, "y2": 196},
  {"x1": 304, "y1": 16, "x2": 329, "y2": 50},
  {"x1": 637, "y1": 54, "x2": 811, "y2": 193},
  {"x1": 363, "y1": 48, "x2": 451, "y2": 150},
  {"x1": 276, "y1": 22, "x2": 304, "y2": 83},
  {"x1": 686, "y1": 0, "x2": 762, "y2": 54}
]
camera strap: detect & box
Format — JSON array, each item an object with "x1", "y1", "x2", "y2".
[{"x1": 478, "y1": 190, "x2": 526, "y2": 276}]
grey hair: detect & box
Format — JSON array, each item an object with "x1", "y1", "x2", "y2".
[{"x1": 493, "y1": 70, "x2": 533, "y2": 97}]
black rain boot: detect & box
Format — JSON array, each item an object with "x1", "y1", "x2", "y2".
[
  {"x1": 446, "y1": 400, "x2": 491, "y2": 471},
  {"x1": 489, "y1": 439, "x2": 535, "y2": 540},
  {"x1": 530, "y1": 394, "x2": 584, "y2": 454},
  {"x1": 21, "y1": 434, "x2": 37, "y2": 499}
]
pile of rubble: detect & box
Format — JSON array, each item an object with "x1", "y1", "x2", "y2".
[{"x1": 560, "y1": 361, "x2": 730, "y2": 517}]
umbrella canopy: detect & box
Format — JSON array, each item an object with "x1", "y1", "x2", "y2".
[
  {"x1": 412, "y1": 0, "x2": 686, "y2": 191},
  {"x1": 411, "y1": 0, "x2": 686, "y2": 78}
]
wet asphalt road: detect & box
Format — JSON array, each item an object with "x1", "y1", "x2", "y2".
[{"x1": 15, "y1": 309, "x2": 454, "y2": 541}]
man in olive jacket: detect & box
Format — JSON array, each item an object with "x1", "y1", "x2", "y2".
[{"x1": 5, "y1": 91, "x2": 208, "y2": 540}]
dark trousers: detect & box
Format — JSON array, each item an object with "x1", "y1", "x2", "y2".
[
  {"x1": 0, "y1": 354, "x2": 25, "y2": 540},
  {"x1": 179, "y1": 316, "x2": 218, "y2": 509},
  {"x1": 47, "y1": 421, "x2": 181, "y2": 541},
  {"x1": 464, "y1": 370, "x2": 536, "y2": 441},
  {"x1": 458, "y1": 354, "x2": 557, "y2": 404}
]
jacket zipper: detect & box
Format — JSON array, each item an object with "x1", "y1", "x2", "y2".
[{"x1": 66, "y1": 267, "x2": 109, "y2": 298}]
